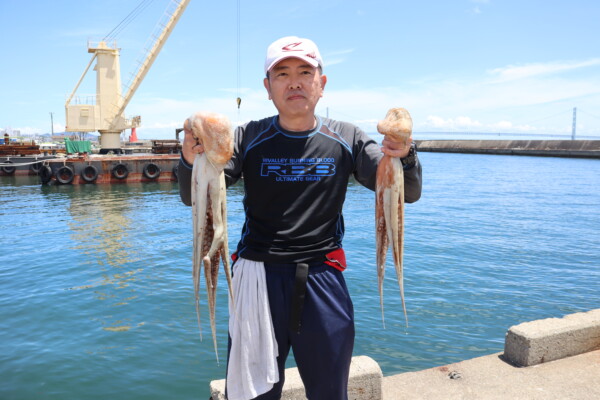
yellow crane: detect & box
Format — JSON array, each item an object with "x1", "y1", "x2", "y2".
[{"x1": 65, "y1": 0, "x2": 190, "y2": 153}]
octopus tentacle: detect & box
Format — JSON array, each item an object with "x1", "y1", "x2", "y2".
[
  {"x1": 189, "y1": 112, "x2": 234, "y2": 364},
  {"x1": 375, "y1": 161, "x2": 389, "y2": 328},
  {"x1": 376, "y1": 108, "x2": 412, "y2": 327},
  {"x1": 218, "y1": 171, "x2": 234, "y2": 303},
  {"x1": 191, "y1": 154, "x2": 208, "y2": 340}
]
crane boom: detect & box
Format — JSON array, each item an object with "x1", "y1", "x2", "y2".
[{"x1": 113, "y1": 0, "x2": 191, "y2": 127}]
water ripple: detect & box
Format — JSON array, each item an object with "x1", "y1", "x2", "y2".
[{"x1": 1, "y1": 154, "x2": 599, "y2": 399}]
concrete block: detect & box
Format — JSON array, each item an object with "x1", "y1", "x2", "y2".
[
  {"x1": 210, "y1": 355, "x2": 383, "y2": 400},
  {"x1": 504, "y1": 309, "x2": 600, "y2": 367}
]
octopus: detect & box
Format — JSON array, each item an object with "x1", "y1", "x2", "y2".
[
  {"x1": 375, "y1": 107, "x2": 413, "y2": 328},
  {"x1": 186, "y1": 111, "x2": 234, "y2": 363}
]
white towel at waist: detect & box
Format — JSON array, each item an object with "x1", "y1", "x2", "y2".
[{"x1": 227, "y1": 258, "x2": 279, "y2": 400}]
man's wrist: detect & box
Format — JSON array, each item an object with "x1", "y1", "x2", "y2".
[
  {"x1": 401, "y1": 142, "x2": 417, "y2": 169},
  {"x1": 180, "y1": 153, "x2": 194, "y2": 170}
]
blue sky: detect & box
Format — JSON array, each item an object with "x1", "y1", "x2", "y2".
[{"x1": 1, "y1": 0, "x2": 599, "y2": 139}]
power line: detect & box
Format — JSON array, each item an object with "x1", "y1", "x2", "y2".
[
  {"x1": 519, "y1": 108, "x2": 572, "y2": 127},
  {"x1": 578, "y1": 108, "x2": 600, "y2": 121}
]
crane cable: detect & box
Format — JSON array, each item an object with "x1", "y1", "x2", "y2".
[
  {"x1": 236, "y1": 0, "x2": 242, "y2": 112},
  {"x1": 103, "y1": 0, "x2": 156, "y2": 42}
]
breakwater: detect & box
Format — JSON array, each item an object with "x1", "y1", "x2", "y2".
[{"x1": 415, "y1": 139, "x2": 600, "y2": 158}]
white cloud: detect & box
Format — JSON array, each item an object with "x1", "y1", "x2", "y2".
[
  {"x1": 490, "y1": 120, "x2": 513, "y2": 130},
  {"x1": 127, "y1": 91, "x2": 278, "y2": 138},
  {"x1": 314, "y1": 56, "x2": 600, "y2": 135},
  {"x1": 324, "y1": 49, "x2": 355, "y2": 68},
  {"x1": 423, "y1": 115, "x2": 482, "y2": 130},
  {"x1": 468, "y1": 0, "x2": 488, "y2": 14},
  {"x1": 424, "y1": 116, "x2": 447, "y2": 128},
  {"x1": 488, "y1": 59, "x2": 600, "y2": 82},
  {"x1": 327, "y1": 49, "x2": 355, "y2": 56},
  {"x1": 54, "y1": 123, "x2": 66, "y2": 133},
  {"x1": 18, "y1": 56, "x2": 597, "y2": 139},
  {"x1": 10, "y1": 126, "x2": 50, "y2": 136},
  {"x1": 422, "y1": 116, "x2": 545, "y2": 134}
]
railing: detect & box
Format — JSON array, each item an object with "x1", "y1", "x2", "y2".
[
  {"x1": 87, "y1": 39, "x2": 118, "y2": 51},
  {"x1": 67, "y1": 95, "x2": 97, "y2": 105}
]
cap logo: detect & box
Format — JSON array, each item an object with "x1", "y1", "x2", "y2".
[{"x1": 281, "y1": 42, "x2": 304, "y2": 52}]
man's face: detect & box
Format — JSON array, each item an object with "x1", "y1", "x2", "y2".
[{"x1": 264, "y1": 57, "x2": 327, "y2": 121}]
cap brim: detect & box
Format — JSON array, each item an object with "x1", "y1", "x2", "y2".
[{"x1": 265, "y1": 55, "x2": 320, "y2": 74}]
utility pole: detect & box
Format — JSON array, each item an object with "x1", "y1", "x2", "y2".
[
  {"x1": 571, "y1": 107, "x2": 577, "y2": 140},
  {"x1": 50, "y1": 112, "x2": 54, "y2": 136}
]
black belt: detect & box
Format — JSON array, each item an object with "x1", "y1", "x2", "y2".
[{"x1": 289, "y1": 263, "x2": 309, "y2": 334}]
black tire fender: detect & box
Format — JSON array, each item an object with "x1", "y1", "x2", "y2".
[
  {"x1": 30, "y1": 161, "x2": 42, "y2": 174},
  {"x1": 56, "y1": 165, "x2": 75, "y2": 184},
  {"x1": 1, "y1": 160, "x2": 16, "y2": 175},
  {"x1": 143, "y1": 162, "x2": 161, "y2": 179},
  {"x1": 39, "y1": 165, "x2": 53, "y2": 184},
  {"x1": 81, "y1": 165, "x2": 99, "y2": 183},
  {"x1": 112, "y1": 163, "x2": 129, "y2": 180}
]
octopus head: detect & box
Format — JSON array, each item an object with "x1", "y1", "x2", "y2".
[
  {"x1": 377, "y1": 108, "x2": 413, "y2": 143},
  {"x1": 188, "y1": 112, "x2": 234, "y2": 168}
]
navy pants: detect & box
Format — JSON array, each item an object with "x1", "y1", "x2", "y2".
[{"x1": 227, "y1": 262, "x2": 355, "y2": 400}]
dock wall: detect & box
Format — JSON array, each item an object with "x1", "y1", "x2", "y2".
[{"x1": 415, "y1": 139, "x2": 600, "y2": 158}]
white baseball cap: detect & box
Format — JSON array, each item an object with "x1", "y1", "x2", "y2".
[{"x1": 264, "y1": 36, "x2": 323, "y2": 74}]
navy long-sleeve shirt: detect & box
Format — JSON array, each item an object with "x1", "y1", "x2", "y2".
[{"x1": 179, "y1": 115, "x2": 422, "y2": 263}]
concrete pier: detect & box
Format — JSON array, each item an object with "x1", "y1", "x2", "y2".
[
  {"x1": 383, "y1": 349, "x2": 600, "y2": 399},
  {"x1": 504, "y1": 308, "x2": 600, "y2": 367},
  {"x1": 210, "y1": 356, "x2": 383, "y2": 400},
  {"x1": 209, "y1": 309, "x2": 600, "y2": 399},
  {"x1": 386, "y1": 309, "x2": 600, "y2": 400},
  {"x1": 415, "y1": 139, "x2": 600, "y2": 158}
]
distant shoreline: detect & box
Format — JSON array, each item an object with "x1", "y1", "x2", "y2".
[{"x1": 414, "y1": 139, "x2": 600, "y2": 158}]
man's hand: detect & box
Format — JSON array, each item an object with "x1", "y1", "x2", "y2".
[
  {"x1": 381, "y1": 136, "x2": 413, "y2": 158},
  {"x1": 182, "y1": 118, "x2": 205, "y2": 165}
]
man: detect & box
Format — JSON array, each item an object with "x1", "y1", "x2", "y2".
[{"x1": 179, "y1": 36, "x2": 422, "y2": 400}]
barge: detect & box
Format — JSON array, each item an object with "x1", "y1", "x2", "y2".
[
  {"x1": 40, "y1": 153, "x2": 180, "y2": 185},
  {"x1": 0, "y1": 130, "x2": 184, "y2": 184}
]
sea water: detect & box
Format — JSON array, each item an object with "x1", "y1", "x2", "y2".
[{"x1": 1, "y1": 152, "x2": 599, "y2": 399}]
